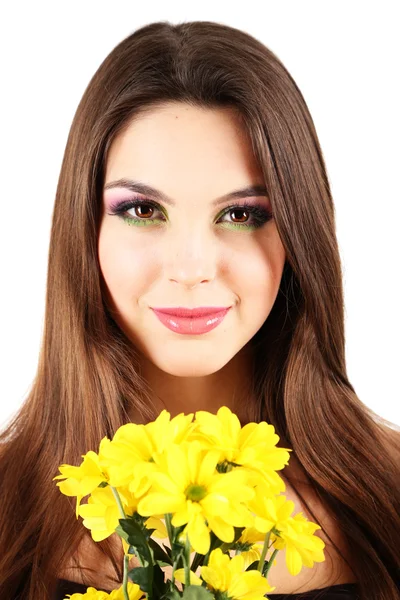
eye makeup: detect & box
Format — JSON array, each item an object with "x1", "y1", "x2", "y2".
[{"x1": 105, "y1": 195, "x2": 274, "y2": 231}]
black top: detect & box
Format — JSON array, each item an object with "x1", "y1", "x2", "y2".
[{"x1": 55, "y1": 579, "x2": 360, "y2": 599}]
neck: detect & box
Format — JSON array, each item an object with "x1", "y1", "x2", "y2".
[{"x1": 129, "y1": 344, "x2": 258, "y2": 426}]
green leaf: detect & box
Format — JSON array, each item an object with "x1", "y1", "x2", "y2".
[
  {"x1": 218, "y1": 541, "x2": 236, "y2": 554},
  {"x1": 152, "y1": 563, "x2": 167, "y2": 597},
  {"x1": 128, "y1": 565, "x2": 152, "y2": 593},
  {"x1": 148, "y1": 536, "x2": 173, "y2": 565},
  {"x1": 116, "y1": 516, "x2": 154, "y2": 566},
  {"x1": 172, "y1": 541, "x2": 186, "y2": 555},
  {"x1": 127, "y1": 545, "x2": 141, "y2": 559},
  {"x1": 163, "y1": 543, "x2": 173, "y2": 558},
  {"x1": 210, "y1": 527, "x2": 246, "y2": 560},
  {"x1": 161, "y1": 590, "x2": 182, "y2": 600},
  {"x1": 182, "y1": 586, "x2": 214, "y2": 599},
  {"x1": 156, "y1": 560, "x2": 171, "y2": 568},
  {"x1": 128, "y1": 563, "x2": 165, "y2": 598}
]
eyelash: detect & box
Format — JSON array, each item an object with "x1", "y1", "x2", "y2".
[{"x1": 108, "y1": 198, "x2": 274, "y2": 230}]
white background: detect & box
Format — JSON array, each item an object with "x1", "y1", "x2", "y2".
[{"x1": 0, "y1": 1, "x2": 398, "y2": 430}]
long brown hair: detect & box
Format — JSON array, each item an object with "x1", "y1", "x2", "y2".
[{"x1": 1, "y1": 20, "x2": 399, "y2": 600}]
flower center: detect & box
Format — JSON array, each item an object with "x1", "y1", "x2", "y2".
[
  {"x1": 216, "y1": 460, "x2": 241, "y2": 473},
  {"x1": 215, "y1": 592, "x2": 231, "y2": 600},
  {"x1": 235, "y1": 541, "x2": 254, "y2": 552},
  {"x1": 184, "y1": 483, "x2": 208, "y2": 501}
]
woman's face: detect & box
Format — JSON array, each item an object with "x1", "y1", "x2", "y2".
[{"x1": 99, "y1": 102, "x2": 286, "y2": 377}]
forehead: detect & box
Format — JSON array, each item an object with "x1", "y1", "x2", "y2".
[{"x1": 104, "y1": 102, "x2": 263, "y2": 190}]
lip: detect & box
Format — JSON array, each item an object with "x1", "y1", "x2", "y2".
[
  {"x1": 151, "y1": 306, "x2": 231, "y2": 335},
  {"x1": 151, "y1": 306, "x2": 230, "y2": 318}
]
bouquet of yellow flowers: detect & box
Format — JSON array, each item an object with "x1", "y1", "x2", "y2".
[{"x1": 53, "y1": 407, "x2": 326, "y2": 600}]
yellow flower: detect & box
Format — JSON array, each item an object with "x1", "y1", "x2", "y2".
[
  {"x1": 233, "y1": 527, "x2": 267, "y2": 570},
  {"x1": 77, "y1": 485, "x2": 167, "y2": 562},
  {"x1": 64, "y1": 587, "x2": 109, "y2": 600},
  {"x1": 137, "y1": 441, "x2": 255, "y2": 554},
  {"x1": 99, "y1": 410, "x2": 195, "y2": 495},
  {"x1": 251, "y1": 491, "x2": 295, "y2": 537},
  {"x1": 144, "y1": 516, "x2": 168, "y2": 539},
  {"x1": 174, "y1": 568, "x2": 203, "y2": 586},
  {"x1": 108, "y1": 582, "x2": 145, "y2": 600},
  {"x1": 77, "y1": 484, "x2": 137, "y2": 542},
  {"x1": 63, "y1": 581, "x2": 144, "y2": 599},
  {"x1": 189, "y1": 406, "x2": 291, "y2": 495},
  {"x1": 250, "y1": 490, "x2": 325, "y2": 576},
  {"x1": 200, "y1": 548, "x2": 275, "y2": 599},
  {"x1": 53, "y1": 438, "x2": 110, "y2": 518},
  {"x1": 145, "y1": 409, "x2": 196, "y2": 449},
  {"x1": 272, "y1": 511, "x2": 326, "y2": 576}
]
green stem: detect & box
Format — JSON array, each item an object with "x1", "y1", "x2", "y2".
[
  {"x1": 170, "y1": 561, "x2": 177, "y2": 591},
  {"x1": 184, "y1": 533, "x2": 191, "y2": 588},
  {"x1": 165, "y1": 513, "x2": 174, "y2": 548},
  {"x1": 111, "y1": 487, "x2": 130, "y2": 600},
  {"x1": 263, "y1": 548, "x2": 279, "y2": 578},
  {"x1": 257, "y1": 531, "x2": 271, "y2": 572},
  {"x1": 111, "y1": 486, "x2": 127, "y2": 519},
  {"x1": 164, "y1": 514, "x2": 176, "y2": 587},
  {"x1": 123, "y1": 554, "x2": 130, "y2": 599}
]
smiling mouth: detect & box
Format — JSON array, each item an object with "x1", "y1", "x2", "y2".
[
  {"x1": 151, "y1": 307, "x2": 231, "y2": 335},
  {"x1": 151, "y1": 306, "x2": 231, "y2": 318}
]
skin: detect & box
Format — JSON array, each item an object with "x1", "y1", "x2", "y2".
[{"x1": 98, "y1": 101, "x2": 286, "y2": 423}]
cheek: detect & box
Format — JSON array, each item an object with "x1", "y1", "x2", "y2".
[
  {"x1": 236, "y1": 245, "x2": 283, "y2": 296},
  {"x1": 98, "y1": 227, "x2": 160, "y2": 302},
  {"x1": 235, "y1": 238, "x2": 285, "y2": 321}
]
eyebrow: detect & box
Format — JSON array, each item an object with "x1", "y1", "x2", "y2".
[{"x1": 103, "y1": 178, "x2": 269, "y2": 207}]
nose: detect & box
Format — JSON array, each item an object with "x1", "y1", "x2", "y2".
[{"x1": 165, "y1": 227, "x2": 217, "y2": 290}]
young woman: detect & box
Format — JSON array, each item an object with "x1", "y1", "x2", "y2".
[{"x1": 0, "y1": 20, "x2": 399, "y2": 600}]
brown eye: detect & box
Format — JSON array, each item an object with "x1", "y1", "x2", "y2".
[
  {"x1": 218, "y1": 203, "x2": 273, "y2": 229},
  {"x1": 133, "y1": 203, "x2": 155, "y2": 219},
  {"x1": 230, "y1": 208, "x2": 249, "y2": 224}
]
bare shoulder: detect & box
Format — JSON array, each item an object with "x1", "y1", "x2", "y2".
[{"x1": 266, "y1": 469, "x2": 357, "y2": 594}]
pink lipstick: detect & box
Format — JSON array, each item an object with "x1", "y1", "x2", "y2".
[{"x1": 151, "y1": 306, "x2": 231, "y2": 335}]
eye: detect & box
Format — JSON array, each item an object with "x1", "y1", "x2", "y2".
[
  {"x1": 218, "y1": 203, "x2": 273, "y2": 229},
  {"x1": 108, "y1": 199, "x2": 166, "y2": 226},
  {"x1": 108, "y1": 198, "x2": 273, "y2": 230},
  {"x1": 127, "y1": 202, "x2": 159, "y2": 219}
]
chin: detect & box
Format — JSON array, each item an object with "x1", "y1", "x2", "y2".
[{"x1": 145, "y1": 352, "x2": 231, "y2": 378}]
